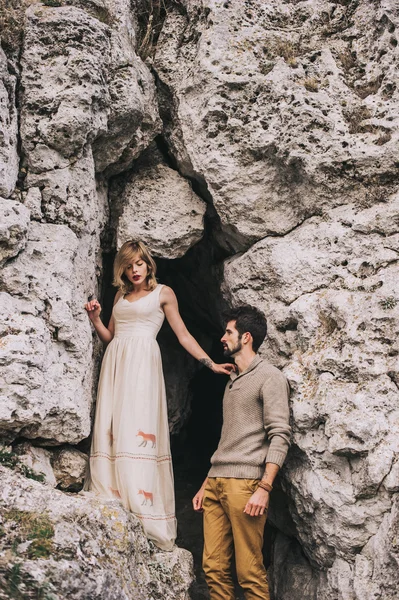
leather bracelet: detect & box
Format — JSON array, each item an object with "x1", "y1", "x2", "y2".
[{"x1": 258, "y1": 481, "x2": 273, "y2": 493}]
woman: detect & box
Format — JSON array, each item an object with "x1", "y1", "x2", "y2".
[{"x1": 84, "y1": 240, "x2": 234, "y2": 551}]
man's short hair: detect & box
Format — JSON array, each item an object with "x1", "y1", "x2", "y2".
[{"x1": 223, "y1": 305, "x2": 267, "y2": 353}]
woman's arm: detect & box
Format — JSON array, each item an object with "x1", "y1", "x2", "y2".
[
  {"x1": 84, "y1": 291, "x2": 121, "y2": 345},
  {"x1": 161, "y1": 286, "x2": 234, "y2": 375}
]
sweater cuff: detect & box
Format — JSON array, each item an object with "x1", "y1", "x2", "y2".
[{"x1": 265, "y1": 449, "x2": 287, "y2": 468}]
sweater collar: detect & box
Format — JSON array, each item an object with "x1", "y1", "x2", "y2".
[{"x1": 230, "y1": 354, "x2": 262, "y2": 381}]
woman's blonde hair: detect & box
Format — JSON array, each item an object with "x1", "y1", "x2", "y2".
[{"x1": 113, "y1": 240, "x2": 157, "y2": 295}]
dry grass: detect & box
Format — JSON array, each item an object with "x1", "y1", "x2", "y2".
[
  {"x1": 344, "y1": 105, "x2": 375, "y2": 134},
  {"x1": 136, "y1": 0, "x2": 180, "y2": 60},
  {"x1": 0, "y1": 0, "x2": 31, "y2": 52},
  {"x1": 302, "y1": 77, "x2": 319, "y2": 92},
  {"x1": 275, "y1": 40, "x2": 298, "y2": 67},
  {"x1": 337, "y1": 48, "x2": 357, "y2": 72},
  {"x1": 355, "y1": 77, "x2": 383, "y2": 99},
  {"x1": 3, "y1": 509, "x2": 54, "y2": 559}
]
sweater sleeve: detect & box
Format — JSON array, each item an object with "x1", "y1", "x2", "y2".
[{"x1": 261, "y1": 370, "x2": 291, "y2": 468}]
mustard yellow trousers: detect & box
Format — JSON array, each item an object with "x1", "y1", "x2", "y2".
[{"x1": 202, "y1": 477, "x2": 270, "y2": 600}]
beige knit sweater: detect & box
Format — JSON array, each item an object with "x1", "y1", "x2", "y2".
[{"x1": 208, "y1": 355, "x2": 291, "y2": 479}]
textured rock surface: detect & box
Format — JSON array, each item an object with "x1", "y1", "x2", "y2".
[
  {"x1": 1, "y1": 0, "x2": 399, "y2": 597},
  {"x1": 155, "y1": 0, "x2": 399, "y2": 251},
  {"x1": 13, "y1": 442, "x2": 57, "y2": 487},
  {"x1": 0, "y1": 223, "x2": 97, "y2": 443},
  {"x1": 116, "y1": 149, "x2": 206, "y2": 258},
  {"x1": 0, "y1": 198, "x2": 30, "y2": 265},
  {"x1": 51, "y1": 447, "x2": 88, "y2": 491},
  {"x1": 0, "y1": 466, "x2": 193, "y2": 600},
  {"x1": 152, "y1": 1, "x2": 399, "y2": 595},
  {"x1": 0, "y1": 48, "x2": 18, "y2": 198},
  {"x1": 222, "y1": 195, "x2": 399, "y2": 596}
]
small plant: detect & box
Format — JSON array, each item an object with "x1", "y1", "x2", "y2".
[
  {"x1": 379, "y1": 296, "x2": 397, "y2": 310},
  {"x1": 4, "y1": 510, "x2": 55, "y2": 560},
  {"x1": 302, "y1": 77, "x2": 319, "y2": 92},
  {"x1": 4, "y1": 561, "x2": 56, "y2": 599},
  {"x1": 135, "y1": 0, "x2": 178, "y2": 60},
  {"x1": 42, "y1": 0, "x2": 63, "y2": 6},
  {"x1": 337, "y1": 48, "x2": 356, "y2": 72},
  {"x1": 0, "y1": 448, "x2": 45, "y2": 483},
  {"x1": 275, "y1": 40, "x2": 298, "y2": 67}
]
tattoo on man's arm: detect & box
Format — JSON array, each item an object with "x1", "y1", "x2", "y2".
[{"x1": 199, "y1": 358, "x2": 213, "y2": 370}]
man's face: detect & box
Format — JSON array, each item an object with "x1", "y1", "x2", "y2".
[{"x1": 221, "y1": 320, "x2": 242, "y2": 357}]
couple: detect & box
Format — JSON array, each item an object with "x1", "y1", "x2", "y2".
[{"x1": 85, "y1": 240, "x2": 291, "y2": 599}]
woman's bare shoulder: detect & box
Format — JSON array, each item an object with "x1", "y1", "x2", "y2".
[{"x1": 160, "y1": 285, "x2": 176, "y2": 304}]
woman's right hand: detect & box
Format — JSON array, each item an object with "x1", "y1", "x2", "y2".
[{"x1": 84, "y1": 298, "x2": 101, "y2": 322}]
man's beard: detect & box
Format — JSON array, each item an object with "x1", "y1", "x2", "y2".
[{"x1": 223, "y1": 339, "x2": 242, "y2": 357}]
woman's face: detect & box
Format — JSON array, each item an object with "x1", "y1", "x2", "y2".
[{"x1": 124, "y1": 254, "x2": 149, "y2": 286}]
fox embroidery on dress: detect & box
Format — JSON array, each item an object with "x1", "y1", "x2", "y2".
[
  {"x1": 137, "y1": 430, "x2": 156, "y2": 448},
  {"x1": 138, "y1": 489, "x2": 154, "y2": 506},
  {"x1": 85, "y1": 283, "x2": 177, "y2": 551}
]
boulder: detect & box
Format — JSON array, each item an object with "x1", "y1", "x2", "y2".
[
  {"x1": 51, "y1": 448, "x2": 88, "y2": 492},
  {"x1": 222, "y1": 196, "x2": 399, "y2": 596},
  {"x1": 116, "y1": 149, "x2": 206, "y2": 258},
  {"x1": 0, "y1": 466, "x2": 193, "y2": 600},
  {"x1": 155, "y1": 0, "x2": 399, "y2": 250}
]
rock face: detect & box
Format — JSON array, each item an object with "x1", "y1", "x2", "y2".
[
  {"x1": 154, "y1": 0, "x2": 399, "y2": 596},
  {"x1": 0, "y1": 48, "x2": 18, "y2": 198},
  {"x1": 0, "y1": 466, "x2": 193, "y2": 600},
  {"x1": 1, "y1": 0, "x2": 399, "y2": 598},
  {"x1": 155, "y1": 0, "x2": 399, "y2": 251},
  {"x1": 116, "y1": 148, "x2": 207, "y2": 258}
]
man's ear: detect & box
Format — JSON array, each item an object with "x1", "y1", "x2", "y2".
[{"x1": 243, "y1": 332, "x2": 253, "y2": 346}]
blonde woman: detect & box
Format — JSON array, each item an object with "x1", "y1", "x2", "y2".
[{"x1": 84, "y1": 240, "x2": 234, "y2": 551}]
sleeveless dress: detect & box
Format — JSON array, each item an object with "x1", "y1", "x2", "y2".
[{"x1": 86, "y1": 284, "x2": 176, "y2": 551}]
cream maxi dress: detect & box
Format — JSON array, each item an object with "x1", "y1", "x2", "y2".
[{"x1": 86, "y1": 284, "x2": 176, "y2": 551}]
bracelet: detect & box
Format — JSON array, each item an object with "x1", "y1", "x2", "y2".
[{"x1": 258, "y1": 481, "x2": 273, "y2": 493}]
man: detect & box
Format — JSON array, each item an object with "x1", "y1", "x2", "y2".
[{"x1": 193, "y1": 305, "x2": 291, "y2": 600}]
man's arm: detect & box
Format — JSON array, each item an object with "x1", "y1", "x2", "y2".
[
  {"x1": 243, "y1": 463, "x2": 280, "y2": 516},
  {"x1": 244, "y1": 369, "x2": 291, "y2": 517}
]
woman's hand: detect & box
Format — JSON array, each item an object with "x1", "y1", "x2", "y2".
[
  {"x1": 84, "y1": 298, "x2": 101, "y2": 323},
  {"x1": 211, "y1": 362, "x2": 236, "y2": 376}
]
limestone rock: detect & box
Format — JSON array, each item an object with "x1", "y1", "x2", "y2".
[
  {"x1": 23, "y1": 187, "x2": 43, "y2": 221},
  {"x1": 222, "y1": 195, "x2": 399, "y2": 595},
  {"x1": 116, "y1": 152, "x2": 206, "y2": 258},
  {"x1": 0, "y1": 48, "x2": 18, "y2": 198},
  {"x1": 13, "y1": 442, "x2": 57, "y2": 487},
  {"x1": 51, "y1": 448, "x2": 88, "y2": 492},
  {"x1": 91, "y1": 0, "x2": 162, "y2": 175},
  {"x1": 20, "y1": 2, "x2": 159, "y2": 178},
  {"x1": 0, "y1": 222, "x2": 98, "y2": 444},
  {"x1": 353, "y1": 497, "x2": 399, "y2": 600},
  {"x1": 21, "y1": 5, "x2": 111, "y2": 173},
  {"x1": 0, "y1": 198, "x2": 30, "y2": 265},
  {"x1": 155, "y1": 0, "x2": 399, "y2": 250},
  {"x1": 0, "y1": 466, "x2": 193, "y2": 599}
]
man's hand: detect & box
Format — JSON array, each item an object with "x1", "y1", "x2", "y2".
[
  {"x1": 244, "y1": 488, "x2": 269, "y2": 517},
  {"x1": 193, "y1": 478, "x2": 208, "y2": 512}
]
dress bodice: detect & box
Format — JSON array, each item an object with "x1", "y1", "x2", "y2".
[{"x1": 112, "y1": 284, "x2": 165, "y2": 339}]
